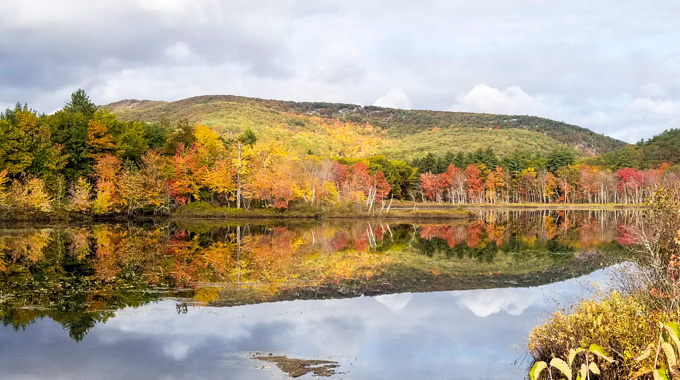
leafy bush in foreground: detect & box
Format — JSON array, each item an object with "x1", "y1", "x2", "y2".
[
  {"x1": 528, "y1": 187, "x2": 680, "y2": 379},
  {"x1": 528, "y1": 292, "x2": 670, "y2": 379}
]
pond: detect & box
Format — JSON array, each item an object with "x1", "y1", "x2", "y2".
[{"x1": 0, "y1": 210, "x2": 639, "y2": 379}]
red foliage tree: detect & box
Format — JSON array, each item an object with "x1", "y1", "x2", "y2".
[
  {"x1": 420, "y1": 172, "x2": 440, "y2": 201},
  {"x1": 438, "y1": 170, "x2": 453, "y2": 202},
  {"x1": 349, "y1": 162, "x2": 372, "y2": 196},
  {"x1": 374, "y1": 171, "x2": 391, "y2": 201},
  {"x1": 331, "y1": 161, "x2": 347, "y2": 186},
  {"x1": 169, "y1": 143, "x2": 203, "y2": 205},
  {"x1": 616, "y1": 167, "x2": 642, "y2": 203},
  {"x1": 465, "y1": 164, "x2": 483, "y2": 203}
]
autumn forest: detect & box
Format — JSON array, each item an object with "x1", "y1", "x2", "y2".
[{"x1": 0, "y1": 90, "x2": 677, "y2": 219}]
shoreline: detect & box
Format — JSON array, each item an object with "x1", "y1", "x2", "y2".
[
  {"x1": 404, "y1": 203, "x2": 647, "y2": 211},
  {"x1": 0, "y1": 202, "x2": 646, "y2": 224}
]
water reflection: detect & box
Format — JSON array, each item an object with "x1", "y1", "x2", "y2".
[
  {"x1": 0, "y1": 210, "x2": 636, "y2": 343},
  {"x1": 0, "y1": 268, "x2": 616, "y2": 379}
]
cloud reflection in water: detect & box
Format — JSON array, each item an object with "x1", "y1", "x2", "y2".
[{"x1": 0, "y1": 267, "x2": 615, "y2": 379}]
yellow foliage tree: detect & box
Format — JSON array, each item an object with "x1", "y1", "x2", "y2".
[
  {"x1": 203, "y1": 158, "x2": 235, "y2": 201},
  {"x1": 86, "y1": 119, "x2": 116, "y2": 162},
  {"x1": 119, "y1": 169, "x2": 146, "y2": 212},
  {"x1": 138, "y1": 150, "x2": 170, "y2": 211},
  {"x1": 66, "y1": 177, "x2": 92, "y2": 212},
  {"x1": 321, "y1": 180, "x2": 338, "y2": 205},
  {"x1": 0, "y1": 170, "x2": 8, "y2": 209},
  {"x1": 92, "y1": 154, "x2": 121, "y2": 214},
  {"x1": 9, "y1": 177, "x2": 52, "y2": 212},
  {"x1": 485, "y1": 171, "x2": 497, "y2": 203},
  {"x1": 194, "y1": 124, "x2": 226, "y2": 165}
]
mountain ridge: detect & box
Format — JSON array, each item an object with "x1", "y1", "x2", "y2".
[{"x1": 104, "y1": 94, "x2": 627, "y2": 160}]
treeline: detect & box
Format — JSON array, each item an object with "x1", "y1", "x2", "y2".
[
  {"x1": 0, "y1": 90, "x2": 418, "y2": 215},
  {"x1": 418, "y1": 161, "x2": 677, "y2": 204},
  {"x1": 0, "y1": 90, "x2": 677, "y2": 216},
  {"x1": 412, "y1": 146, "x2": 680, "y2": 204}
]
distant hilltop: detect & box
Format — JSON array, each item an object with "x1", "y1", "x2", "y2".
[{"x1": 105, "y1": 94, "x2": 627, "y2": 161}]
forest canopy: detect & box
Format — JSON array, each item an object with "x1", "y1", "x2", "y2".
[{"x1": 0, "y1": 90, "x2": 677, "y2": 217}]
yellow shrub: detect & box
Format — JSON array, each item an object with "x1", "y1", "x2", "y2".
[
  {"x1": 528, "y1": 292, "x2": 672, "y2": 378},
  {"x1": 8, "y1": 177, "x2": 52, "y2": 212}
]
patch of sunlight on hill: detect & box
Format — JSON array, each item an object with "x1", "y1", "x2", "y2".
[
  {"x1": 110, "y1": 100, "x2": 386, "y2": 158},
  {"x1": 253, "y1": 120, "x2": 385, "y2": 158},
  {"x1": 381, "y1": 127, "x2": 566, "y2": 161},
  {"x1": 195, "y1": 103, "x2": 386, "y2": 158}
]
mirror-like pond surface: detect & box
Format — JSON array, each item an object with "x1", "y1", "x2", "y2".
[{"x1": 0, "y1": 210, "x2": 638, "y2": 379}]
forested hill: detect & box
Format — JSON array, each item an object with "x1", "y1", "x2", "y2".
[
  {"x1": 105, "y1": 95, "x2": 626, "y2": 160},
  {"x1": 590, "y1": 128, "x2": 680, "y2": 169},
  {"x1": 259, "y1": 97, "x2": 625, "y2": 154}
]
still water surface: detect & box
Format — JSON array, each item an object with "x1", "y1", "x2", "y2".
[{"x1": 0, "y1": 210, "x2": 637, "y2": 379}]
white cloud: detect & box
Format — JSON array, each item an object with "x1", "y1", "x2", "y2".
[
  {"x1": 373, "y1": 90, "x2": 413, "y2": 109},
  {"x1": 450, "y1": 84, "x2": 545, "y2": 115},
  {"x1": 163, "y1": 341, "x2": 191, "y2": 361},
  {"x1": 625, "y1": 97, "x2": 680, "y2": 118},
  {"x1": 308, "y1": 43, "x2": 365, "y2": 84},
  {"x1": 374, "y1": 293, "x2": 413, "y2": 313},
  {"x1": 639, "y1": 83, "x2": 666, "y2": 98},
  {"x1": 138, "y1": 0, "x2": 193, "y2": 15},
  {"x1": 453, "y1": 288, "x2": 542, "y2": 318}
]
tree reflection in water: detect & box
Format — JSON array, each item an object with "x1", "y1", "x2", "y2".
[{"x1": 0, "y1": 210, "x2": 638, "y2": 340}]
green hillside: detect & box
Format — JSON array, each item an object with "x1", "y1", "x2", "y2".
[
  {"x1": 590, "y1": 128, "x2": 680, "y2": 169},
  {"x1": 259, "y1": 99, "x2": 624, "y2": 154},
  {"x1": 379, "y1": 127, "x2": 562, "y2": 161},
  {"x1": 105, "y1": 95, "x2": 626, "y2": 160}
]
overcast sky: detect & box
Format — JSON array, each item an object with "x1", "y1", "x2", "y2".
[{"x1": 1, "y1": 0, "x2": 679, "y2": 143}]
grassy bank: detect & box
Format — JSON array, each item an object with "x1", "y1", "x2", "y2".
[
  {"x1": 172, "y1": 202, "x2": 473, "y2": 220},
  {"x1": 0, "y1": 201, "x2": 646, "y2": 223},
  {"x1": 170, "y1": 201, "x2": 648, "y2": 220},
  {"x1": 0, "y1": 202, "x2": 647, "y2": 223},
  {"x1": 390, "y1": 200, "x2": 647, "y2": 211},
  {"x1": 528, "y1": 291, "x2": 672, "y2": 379}
]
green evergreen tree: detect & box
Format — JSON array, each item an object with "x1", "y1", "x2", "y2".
[
  {"x1": 63, "y1": 89, "x2": 98, "y2": 119},
  {"x1": 546, "y1": 147, "x2": 575, "y2": 173}
]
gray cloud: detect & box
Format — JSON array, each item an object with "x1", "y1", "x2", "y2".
[{"x1": 1, "y1": 0, "x2": 679, "y2": 142}]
